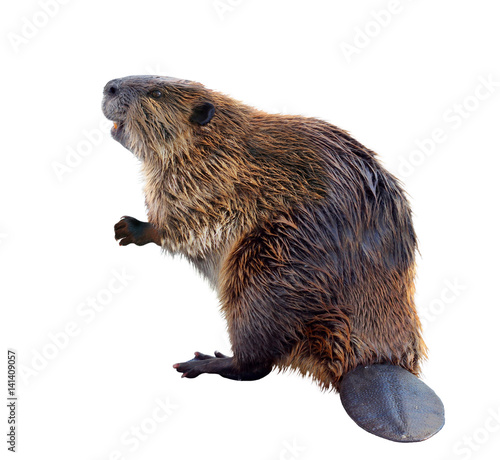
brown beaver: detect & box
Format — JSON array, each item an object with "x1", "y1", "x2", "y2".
[{"x1": 102, "y1": 75, "x2": 444, "y2": 442}]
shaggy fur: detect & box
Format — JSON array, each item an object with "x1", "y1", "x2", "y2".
[{"x1": 102, "y1": 75, "x2": 426, "y2": 390}]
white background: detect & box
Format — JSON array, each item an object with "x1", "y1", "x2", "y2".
[{"x1": 2, "y1": 0, "x2": 500, "y2": 459}]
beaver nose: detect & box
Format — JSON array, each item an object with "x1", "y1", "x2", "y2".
[{"x1": 104, "y1": 79, "x2": 122, "y2": 97}]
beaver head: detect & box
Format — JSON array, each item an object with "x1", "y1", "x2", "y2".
[{"x1": 102, "y1": 75, "x2": 218, "y2": 159}]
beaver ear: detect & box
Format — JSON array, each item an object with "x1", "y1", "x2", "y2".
[{"x1": 190, "y1": 102, "x2": 215, "y2": 126}]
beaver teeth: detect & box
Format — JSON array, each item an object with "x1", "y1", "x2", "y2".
[{"x1": 113, "y1": 122, "x2": 118, "y2": 130}]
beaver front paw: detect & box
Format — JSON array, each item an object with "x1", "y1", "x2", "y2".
[{"x1": 114, "y1": 216, "x2": 155, "y2": 246}]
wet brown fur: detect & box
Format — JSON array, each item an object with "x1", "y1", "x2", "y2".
[{"x1": 103, "y1": 76, "x2": 426, "y2": 391}]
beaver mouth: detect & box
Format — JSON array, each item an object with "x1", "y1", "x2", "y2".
[
  {"x1": 112, "y1": 120, "x2": 124, "y2": 134},
  {"x1": 110, "y1": 120, "x2": 126, "y2": 141},
  {"x1": 102, "y1": 97, "x2": 127, "y2": 141}
]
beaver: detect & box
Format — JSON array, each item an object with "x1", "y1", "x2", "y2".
[{"x1": 102, "y1": 75, "x2": 444, "y2": 442}]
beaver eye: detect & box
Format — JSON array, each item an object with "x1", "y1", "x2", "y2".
[{"x1": 150, "y1": 90, "x2": 163, "y2": 99}]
